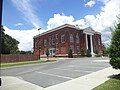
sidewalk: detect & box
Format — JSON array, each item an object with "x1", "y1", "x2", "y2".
[
  {"x1": 0, "y1": 67, "x2": 120, "y2": 90},
  {"x1": 0, "y1": 76, "x2": 44, "y2": 90}
]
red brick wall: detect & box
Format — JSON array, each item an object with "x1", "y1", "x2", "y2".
[
  {"x1": 1, "y1": 54, "x2": 38, "y2": 63},
  {"x1": 93, "y1": 34, "x2": 103, "y2": 54}
]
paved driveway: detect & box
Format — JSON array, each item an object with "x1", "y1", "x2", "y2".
[{"x1": 1, "y1": 57, "x2": 110, "y2": 88}]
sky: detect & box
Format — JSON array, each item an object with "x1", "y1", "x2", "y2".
[{"x1": 2, "y1": 0, "x2": 120, "y2": 51}]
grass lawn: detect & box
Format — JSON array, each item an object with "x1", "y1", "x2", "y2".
[
  {"x1": 1, "y1": 60, "x2": 56, "y2": 67},
  {"x1": 92, "y1": 74, "x2": 120, "y2": 90}
]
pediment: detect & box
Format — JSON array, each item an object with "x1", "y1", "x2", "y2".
[{"x1": 83, "y1": 27, "x2": 95, "y2": 35}]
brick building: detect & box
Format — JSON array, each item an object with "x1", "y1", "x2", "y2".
[{"x1": 33, "y1": 24, "x2": 102, "y2": 57}]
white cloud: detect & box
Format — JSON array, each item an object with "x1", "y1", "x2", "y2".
[
  {"x1": 11, "y1": 0, "x2": 42, "y2": 29},
  {"x1": 84, "y1": 0, "x2": 120, "y2": 45},
  {"x1": 4, "y1": 26, "x2": 46, "y2": 51},
  {"x1": 47, "y1": 13, "x2": 75, "y2": 30},
  {"x1": 97, "y1": 0, "x2": 110, "y2": 5},
  {"x1": 73, "y1": 19, "x2": 87, "y2": 29},
  {"x1": 85, "y1": 0, "x2": 96, "y2": 7},
  {"x1": 14, "y1": 23, "x2": 23, "y2": 26}
]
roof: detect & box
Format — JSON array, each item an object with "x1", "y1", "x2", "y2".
[
  {"x1": 34, "y1": 24, "x2": 101, "y2": 38},
  {"x1": 34, "y1": 24, "x2": 80, "y2": 38}
]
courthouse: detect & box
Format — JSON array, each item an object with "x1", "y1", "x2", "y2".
[{"x1": 33, "y1": 24, "x2": 102, "y2": 57}]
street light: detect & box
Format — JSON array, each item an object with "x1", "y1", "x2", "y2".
[{"x1": 38, "y1": 28, "x2": 41, "y2": 60}]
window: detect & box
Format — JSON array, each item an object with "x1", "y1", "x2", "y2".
[
  {"x1": 70, "y1": 34, "x2": 74, "y2": 43},
  {"x1": 61, "y1": 34, "x2": 65, "y2": 43},
  {"x1": 56, "y1": 34, "x2": 58, "y2": 44},
  {"x1": 52, "y1": 35, "x2": 55, "y2": 45},
  {"x1": 77, "y1": 46, "x2": 80, "y2": 53},
  {"x1": 44, "y1": 39, "x2": 47, "y2": 46},
  {"x1": 49, "y1": 36, "x2": 51, "y2": 45},
  {"x1": 44, "y1": 48, "x2": 46, "y2": 55},
  {"x1": 53, "y1": 49, "x2": 55, "y2": 53},
  {"x1": 76, "y1": 33, "x2": 79, "y2": 43},
  {"x1": 98, "y1": 38, "x2": 101, "y2": 45},
  {"x1": 70, "y1": 45, "x2": 74, "y2": 53},
  {"x1": 56, "y1": 34, "x2": 58, "y2": 39},
  {"x1": 35, "y1": 42, "x2": 38, "y2": 48}
]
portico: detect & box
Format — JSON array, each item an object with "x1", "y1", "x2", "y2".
[{"x1": 84, "y1": 27, "x2": 95, "y2": 57}]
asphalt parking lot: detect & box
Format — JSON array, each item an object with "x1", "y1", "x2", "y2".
[{"x1": 1, "y1": 57, "x2": 110, "y2": 88}]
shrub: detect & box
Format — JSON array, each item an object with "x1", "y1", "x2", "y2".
[
  {"x1": 95, "y1": 54, "x2": 102, "y2": 57},
  {"x1": 110, "y1": 58, "x2": 120, "y2": 69},
  {"x1": 68, "y1": 48, "x2": 73, "y2": 58},
  {"x1": 95, "y1": 50, "x2": 98, "y2": 54},
  {"x1": 80, "y1": 48, "x2": 85, "y2": 57},
  {"x1": 86, "y1": 49, "x2": 92, "y2": 57},
  {"x1": 46, "y1": 48, "x2": 49, "y2": 60}
]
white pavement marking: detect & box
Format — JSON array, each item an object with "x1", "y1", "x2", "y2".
[
  {"x1": 68, "y1": 65, "x2": 105, "y2": 68},
  {"x1": 53, "y1": 68, "x2": 93, "y2": 73},
  {"x1": 16, "y1": 68, "x2": 40, "y2": 75},
  {"x1": 36, "y1": 71, "x2": 73, "y2": 80},
  {"x1": 93, "y1": 60, "x2": 109, "y2": 62}
]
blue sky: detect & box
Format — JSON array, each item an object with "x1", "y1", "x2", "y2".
[
  {"x1": 3, "y1": 0, "x2": 103, "y2": 30},
  {"x1": 2, "y1": 0, "x2": 120, "y2": 51}
]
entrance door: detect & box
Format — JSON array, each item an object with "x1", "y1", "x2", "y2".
[
  {"x1": 87, "y1": 35, "x2": 91, "y2": 51},
  {"x1": 49, "y1": 48, "x2": 56, "y2": 56}
]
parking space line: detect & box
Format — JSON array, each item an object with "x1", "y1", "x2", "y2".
[
  {"x1": 53, "y1": 68, "x2": 93, "y2": 73},
  {"x1": 36, "y1": 71, "x2": 73, "y2": 80},
  {"x1": 68, "y1": 65, "x2": 105, "y2": 68}
]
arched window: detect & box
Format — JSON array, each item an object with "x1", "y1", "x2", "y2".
[
  {"x1": 61, "y1": 34, "x2": 65, "y2": 43},
  {"x1": 76, "y1": 33, "x2": 79, "y2": 43}
]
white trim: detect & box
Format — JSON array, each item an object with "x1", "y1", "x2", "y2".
[
  {"x1": 34, "y1": 24, "x2": 101, "y2": 39},
  {"x1": 83, "y1": 27, "x2": 95, "y2": 35},
  {"x1": 34, "y1": 24, "x2": 81, "y2": 38}
]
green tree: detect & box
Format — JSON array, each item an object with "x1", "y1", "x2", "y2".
[
  {"x1": 109, "y1": 21, "x2": 120, "y2": 69},
  {"x1": 46, "y1": 48, "x2": 49, "y2": 60},
  {"x1": 1, "y1": 26, "x2": 19, "y2": 54},
  {"x1": 68, "y1": 48, "x2": 73, "y2": 58}
]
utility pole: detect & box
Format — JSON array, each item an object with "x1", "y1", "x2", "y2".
[
  {"x1": 38, "y1": 28, "x2": 41, "y2": 60},
  {"x1": 0, "y1": 0, "x2": 3, "y2": 86}
]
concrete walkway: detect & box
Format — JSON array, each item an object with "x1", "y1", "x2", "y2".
[{"x1": 0, "y1": 67, "x2": 120, "y2": 90}]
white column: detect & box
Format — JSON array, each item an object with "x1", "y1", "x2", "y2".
[
  {"x1": 86, "y1": 34, "x2": 88, "y2": 49},
  {"x1": 90, "y1": 35, "x2": 94, "y2": 57}
]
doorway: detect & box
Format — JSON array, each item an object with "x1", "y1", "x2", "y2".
[{"x1": 87, "y1": 35, "x2": 91, "y2": 52}]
